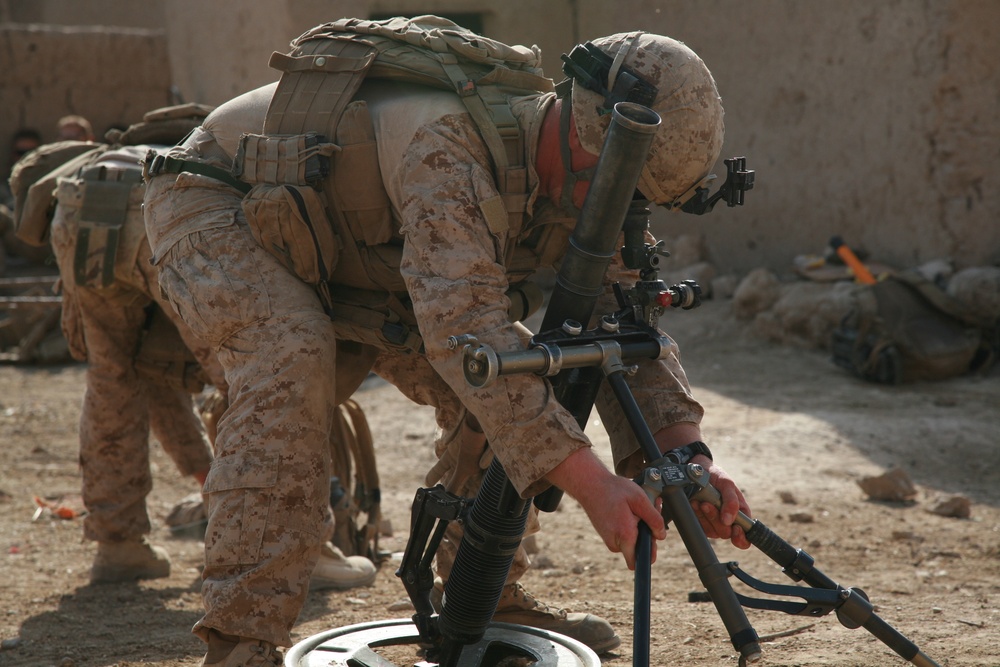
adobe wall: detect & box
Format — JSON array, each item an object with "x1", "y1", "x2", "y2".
[
  {"x1": 601, "y1": 0, "x2": 1000, "y2": 273},
  {"x1": 2, "y1": 1, "x2": 997, "y2": 274},
  {"x1": 0, "y1": 25, "x2": 172, "y2": 175},
  {"x1": 155, "y1": 1, "x2": 370, "y2": 106}
]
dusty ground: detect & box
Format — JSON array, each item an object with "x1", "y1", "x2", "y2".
[{"x1": 0, "y1": 299, "x2": 997, "y2": 667}]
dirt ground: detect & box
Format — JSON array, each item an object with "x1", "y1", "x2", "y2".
[{"x1": 0, "y1": 298, "x2": 997, "y2": 667}]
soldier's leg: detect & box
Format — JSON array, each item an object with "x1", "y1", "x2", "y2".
[
  {"x1": 74, "y1": 287, "x2": 175, "y2": 583},
  {"x1": 74, "y1": 288, "x2": 160, "y2": 544},
  {"x1": 50, "y1": 188, "x2": 171, "y2": 583},
  {"x1": 148, "y1": 386, "x2": 214, "y2": 478},
  {"x1": 148, "y1": 179, "x2": 372, "y2": 647}
]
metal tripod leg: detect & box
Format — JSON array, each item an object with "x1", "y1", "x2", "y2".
[{"x1": 602, "y1": 363, "x2": 763, "y2": 666}]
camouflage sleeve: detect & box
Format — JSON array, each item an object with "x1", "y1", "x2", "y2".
[{"x1": 398, "y1": 114, "x2": 590, "y2": 498}]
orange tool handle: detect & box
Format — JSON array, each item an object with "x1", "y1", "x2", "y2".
[{"x1": 829, "y1": 236, "x2": 877, "y2": 285}]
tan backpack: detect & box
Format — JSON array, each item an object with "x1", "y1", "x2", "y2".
[
  {"x1": 232, "y1": 16, "x2": 554, "y2": 352},
  {"x1": 11, "y1": 103, "x2": 212, "y2": 249},
  {"x1": 11, "y1": 140, "x2": 107, "y2": 247},
  {"x1": 831, "y1": 271, "x2": 989, "y2": 383}
]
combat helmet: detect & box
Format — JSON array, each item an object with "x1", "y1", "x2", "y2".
[{"x1": 560, "y1": 31, "x2": 725, "y2": 209}]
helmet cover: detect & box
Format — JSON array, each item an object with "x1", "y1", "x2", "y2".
[{"x1": 569, "y1": 32, "x2": 725, "y2": 206}]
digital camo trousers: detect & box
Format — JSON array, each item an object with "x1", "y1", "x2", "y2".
[
  {"x1": 145, "y1": 173, "x2": 345, "y2": 647},
  {"x1": 50, "y1": 192, "x2": 214, "y2": 544}
]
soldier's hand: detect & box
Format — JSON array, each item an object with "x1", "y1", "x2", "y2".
[
  {"x1": 547, "y1": 448, "x2": 667, "y2": 570},
  {"x1": 689, "y1": 455, "x2": 751, "y2": 550}
]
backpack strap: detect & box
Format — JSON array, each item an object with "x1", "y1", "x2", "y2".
[
  {"x1": 435, "y1": 55, "x2": 528, "y2": 263},
  {"x1": 264, "y1": 37, "x2": 377, "y2": 137}
]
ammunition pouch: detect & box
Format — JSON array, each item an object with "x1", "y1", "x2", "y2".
[
  {"x1": 70, "y1": 165, "x2": 144, "y2": 289},
  {"x1": 228, "y1": 132, "x2": 343, "y2": 286},
  {"x1": 232, "y1": 131, "x2": 338, "y2": 187}
]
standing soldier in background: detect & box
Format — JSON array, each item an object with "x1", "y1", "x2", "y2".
[
  {"x1": 56, "y1": 115, "x2": 96, "y2": 143},
  {"x1": 142, "y1": 17, "x2": 751, "y2": 667},
  {"x1": 1, "y1": 128, "x2": 47, "y2": 273},
  {"x1": 11, "y1": 104, "x2": 376, "y2": 589}
]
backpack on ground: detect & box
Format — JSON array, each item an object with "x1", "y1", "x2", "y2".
[
  {"x1": 328, "y1": 398, "x2": 383, "y2": 562},
  {"x1": 831, "y1": 270, "x2": 988, "y2": 383}
]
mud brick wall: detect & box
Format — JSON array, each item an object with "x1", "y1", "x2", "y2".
[
  {"x1": 4, "y1": 1, "x2": 998, "y2": 273},
  {"x1": 0, "y1": 25, "x2": 171, "y2": 176}
]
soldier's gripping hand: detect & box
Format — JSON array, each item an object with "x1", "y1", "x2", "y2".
[
  {"x1": 653, "y1": 424, "x2": 752, "y2": 550},
  {"x1": 546, "y1": 447, "x2": 667, "y2": 571},
  {"x1": 690, "y1": 455, "x2": 752, "y2": 550}
]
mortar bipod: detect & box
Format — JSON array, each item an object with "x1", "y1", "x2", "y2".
[{"x1": 457, "y1": 318, "x2": 944, "y2": 667}]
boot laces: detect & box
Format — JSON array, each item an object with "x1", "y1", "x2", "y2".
[
  {"x1": 246, "y1": 642, "x2": 282, "y2": 667},
  {"x1": 502, "y1": 582, "x2": 566, "y2": 616}
]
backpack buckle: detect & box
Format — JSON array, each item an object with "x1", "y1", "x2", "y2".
[
  {"x1": 456, "y1": 79, "x2": 477, "y2": 97},
  {"x1": 142, "y1": 150, "x2": 165, "y2": 181}
]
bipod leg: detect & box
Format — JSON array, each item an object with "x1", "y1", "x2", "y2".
[
  {"x1": 661, "y1": 484, "x2": 761, "y2": 665},
  {"x1": 633, "y1": 522, "x2": 653, "y2": 667},
  {"x1": 601, "y1": 359, "x2": 762, "y2": 665},
  {"x1": 396, "y1": 485, "x2": 467, "y2": 644},
  {"x1": 692, "y1": 485, "x2": 943, "y2": 666}
]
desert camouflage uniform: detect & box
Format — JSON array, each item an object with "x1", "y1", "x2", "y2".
[
  {"x1": 49, "y1": 146, "x2": 223, "y2": 544},
  {"x1": 142, "y1": 81, "x2": 703, "y2": 647}
]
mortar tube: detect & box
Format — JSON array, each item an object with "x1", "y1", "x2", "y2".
[
  {"x1": 541, "y1": 102, "x2": 662, "y2": 332},
  {"x1": 534, "y1": 101, "x2": 661, "y2": 513}
]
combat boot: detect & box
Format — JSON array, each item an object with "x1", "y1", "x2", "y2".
[
  {"x1": 165, "y1": 491, "x2": 208, "y2": 538},
  {"x1": 309, "y1": 541, "x2": 377, "y2": 591},
  {"x1": 90, "y1": 537, "x2": 171, "y2": 584},
  {"x1": 201, "y1": 630, "x2": 282, "y2": 667},
  {"x1": 491, "y1": 582, "x2": 621, "y2": 654}
]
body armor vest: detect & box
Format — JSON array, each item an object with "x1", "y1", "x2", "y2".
[{"x1": 233, "y1": 16, "x2": 557, "y2": 352}]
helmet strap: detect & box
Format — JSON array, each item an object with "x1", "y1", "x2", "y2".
[{"x1": 558, "y1": 34, "x2": 656, "y2": 112}]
